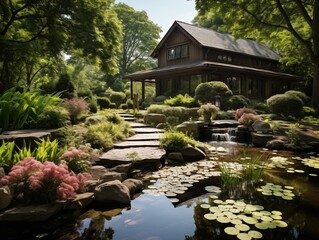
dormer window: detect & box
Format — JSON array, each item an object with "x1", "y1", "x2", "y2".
[{"x1": 167, "y1": 44, "x2": 189, "y2": 60}]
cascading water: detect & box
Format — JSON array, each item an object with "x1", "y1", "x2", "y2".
[{"x1": 211, "y1": 128, "x2": 237, "y2": 142}]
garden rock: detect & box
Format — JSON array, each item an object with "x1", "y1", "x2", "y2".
[
  {"x1": 181, "y1": 144, "x2": 206, "y2": 161},
  {"x1": 122, "y1": 179, "x2": 143, "y2": 195},
  {"x1": 90, "y1": 165, "x2": 109, "y2": 180},
  {"x1": 154, "y1": 95, "x2": 167, "y2": 102},
  {"x1": 266, "y1": 139, "x2": 286, "y2": 150},
  {"x1": 64, "y1": 192, "x2": 95, "y2": 210},
  {"x1": 100, "y1": 171, "x2": 125, "y2": 182},
  {"x1": 0, "y1": 186, "x2": 12, "y2": 210},
  {"x1": 94, "y1": 180, "x2": 131, "y2": 205},
  {"x1": 0, "y1": 204, "x2": 62, "y2": 222},
  {"x1": 167, "y1": 152, "x2": 184, "y2": 163},
  {"x1": 252, "y1": 120, "x2": 272, "y2": 133},
  {"x1": 86, "y1": 179, "x2": 102, "y2": 192},
  {"x1": 177, "y1": 121, "x2": 199, "y2": 139},
  {"x1": 85, "y1": 115, "x2": 107, "y2": 125},
  {"x1": 251, "y1": 132, "x2": 275, "y2": 147},
  {"x1": 110, "y1": 163, "x2": 132, "y2": 174},
  {"x1": 156, "y1": 123, "x2": 169, "y2": 129},
  {"x1": 144, "y1": 114, "x2": 166, "y2": 126}
]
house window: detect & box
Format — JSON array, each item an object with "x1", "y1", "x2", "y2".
[
  {"x1": 167, "y1": 44, "x2": 189, "y2": 60},
  {"x1": 226, "y1": 76, "x2": 242, "y2": 94},
  {"x1": 218, "y1": 55, "x2": 232, "y2": 63}
]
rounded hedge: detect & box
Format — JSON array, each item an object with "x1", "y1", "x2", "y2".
[
  {"x1": 97, "y1": 97, "x2": 111, "y2": 109},
  {"x1": 226, "y1": 95, "x2": 250, "y2": 110},
  {"x1": 267, "y1": 93, "x2": 304, "y2": 117},
  {"x1": 195, "y1": 81, "x2": 232, "y2": 104},
  {"x1": 110, "y1": 91, "x2": 126, "y2": 108},
  {"x1": 284, "y1": 90, "x2": 310, "y2": 105}
]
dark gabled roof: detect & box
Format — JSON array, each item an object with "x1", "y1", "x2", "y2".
[
  {"x1": 152, "y1": 21, "x2": 281, "y2": 61},
  {"x1": 125, "y1": 60, "x2": 302, "y2": 81}
]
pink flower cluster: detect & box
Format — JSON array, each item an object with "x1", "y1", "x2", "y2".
[
  {"x1": 62, "y1": 98, "x2": 89, "y2": 117},
  {"x1": 0, "y1": 157, "x2": 92, "y2": 202},
  {"x1": 238, "y1": 113, "x2": 261, "y2": 127},
  {"x1": 60, "y1": 147, "x2": 90, "y2": 160},
  {"x1": 235, "y1": 107, "x2": 257, "y2": 120}
]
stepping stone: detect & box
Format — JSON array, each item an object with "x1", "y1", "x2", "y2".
[
  {"x1": 99, "y1": 147, "x2": 166, "y2": 168},
  {"x1": 129, "y1": 122, "x2": 150, "y2": 128},
  {"x1": 114, "y1": 140, "x2": 160, "y2": 149},
  {"x1": 127, "y1": 133, "x2": 164, "y2": 141},
  {"x1": 132, "y1": 127, "x2": 164, "y2": 134},
  {"x1": 118, "y1": 113, "x2": 134, "y2": 118},
  {"x1": 0, "y1": 129, "x2": 57, "y2": 141},
  {"x1": 122, "y1": 117, "x2": 135, "y2": 122}
]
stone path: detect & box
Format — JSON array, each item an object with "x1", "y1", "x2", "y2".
[{"x1": 98, "y1": 113, "x2": 165, "y2": 169}]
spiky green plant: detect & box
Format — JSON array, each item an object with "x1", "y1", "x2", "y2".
[{"x1": 0, "y1": 141, "x2": 16, "y2": 173}]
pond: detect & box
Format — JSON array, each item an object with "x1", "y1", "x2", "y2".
[{"x1": 7, "y1": 143, "x2": 319, "y2": 240}]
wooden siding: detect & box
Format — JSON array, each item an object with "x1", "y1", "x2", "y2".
[{"x1": 157, "y1": 28, "x2": 202, "y2": 67}]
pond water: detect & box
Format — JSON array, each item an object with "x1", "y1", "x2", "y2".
[{"x1": 8, "y1": 143, "x2": 319, "y2": 240}]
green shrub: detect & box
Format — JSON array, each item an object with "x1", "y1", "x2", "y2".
[
  {"x1": 83, "y1": 121, "x2": 132, "y2": 150},
  {"x1": 0, "y1": 141, "x2": 15, "y2": 173},
  {"x1": 164, "y1": 94, "x2": 199, "y2": 108},
  {"x1": 104, "y1": 87, "x2": 114, "y2": 98},
  {"x1": 30, "y1": 106, "x2": 70, "y2": 129},
  {"x1": 77, "y1": 88, "x2": 93, "y2": 99},
  {"x1": 166, "y1": 116, "x2": 180, "y2": 126},
  {"x1": 285, "y1": 90, "x2": 310, "y2": 105},
  {"x1": 97, "y1": 97, "x2": 111, "y2": 109},
  {"x1": 87, "y1": 97, "x2": 98, "y2": 113},
  {"x1": 162, "y1": 107, "x2": 186, "y2": 122},
  {"x1": 226, "y1": 95, "x2": 250, "y2": 110},
  {"x1": 184, "y1": 108, "x2": 200, "y2": 120},
  {"x1": 195, "y1": 81, "x2": 232, "y2": 104},
  {"x1": 109, "y1": 102, "x2": 117, "y2": 109},
  {"x1": 55, "y1": 73, "x2": 76, "y2": 99},
  {"x1": 120, "y1": 103, "x2": 128, "y2": 110},
  {"x1": 0, "y1": 88, "x2": 62, "y2": 132},
  {"x1": 105, "y1": 113, "x2": 123, "y2": 124},
  {"x1": 302, "y1": 106, "x2": 317, "y2": 117},
  {"x1": 216, "y1": 111, "x2": 235, "y2": 120},
  {"x1": 160, "y1": 131, "x2": 197, "y2": 153},
  {"x1": 198, "y1": 103, "x2": 220, "y2": 121},
  {"x1": 147, "y1": 104, "x2": 170, "y2": 114},
  {"x1": 33, "y1": 138, "x2": 65, "y2": 164},
  {"x1": 253, "y1": 102, "x2": 270, "y2": 114},
  {"x1": 110, "y1": 91, "x2": 126, "y2": 108},
  {"x1": 267, "y1": 93, "x2": 303, "y2": 117},
  {"x1": 126, "y1": 99, "x2": 134, "y2": 109}
]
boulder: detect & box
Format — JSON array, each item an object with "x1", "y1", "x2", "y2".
[
  {"x1": 122, "y1": 179, "x2": 143, "y2": 195},
  {"x1": 90, "y1": 165, "x2": 109, "y2": 180},
  {"x1": 85, "y1": 115, "x2": 107, "y2": 125},
  {"x1": 154, "y1": 95, "x2": 167, "y2": 102},
  {"x1": 100, "y1": 171, "x2": 125, "y2": 182},
  {"x1": 64, "y1": 193, "x2": 95, "y2": 210},
  {"x1": 251, "y1": 132, "x2": 275, "y2": 147},
  {"x1": 177, "y1": 121, "x2": 199, "y2": 139},
  {"x1": 252, "y1": 120, "x2": 273, "y2": 133},
  {"x1": 265, "y1": 139, "x2": 286, "y2": 150},
  {"x1": 0, "y1": 204, "x2": 62, "y2": 222},
  {"x1": 167, "y1": 152, "x2": 184, "y2": 163},
  {"x1": 181, "y1": 144, "x2": 206, "y2": 161},
  {"x1": 143, "y1": 114, "x2": 166, "y2": 126},
  {"x1": 94, "y1": 180, "x2": 131, "y2": 205},
  {"x1": 0, "y1": 186, "x2": 12, "y2": 210},
  {"x1": 110, "y1": 163, "x2": 132, "y2": 174},
  {"x1": 86, "y1": 179, "x2": 102, "y2": 192}
]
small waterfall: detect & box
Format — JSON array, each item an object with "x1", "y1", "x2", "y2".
[{"x1": 211, "y1": 128, "x2": 237, "y2": 142}]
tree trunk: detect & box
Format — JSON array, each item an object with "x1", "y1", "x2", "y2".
[
  {"x1": 312, "y1": 60, "x2": 319, "y2": 110},
  {"x1": 312, "y1": 0, "x2": 319, "y2": 110}
]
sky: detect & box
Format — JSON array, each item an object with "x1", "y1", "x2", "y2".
[{"x1": 114, "y1": 0, "x2": 198, "y2": 38}]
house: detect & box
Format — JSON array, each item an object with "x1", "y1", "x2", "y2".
[{"x1": 124, "y1": 21, "x2": 302, "y2": 101}]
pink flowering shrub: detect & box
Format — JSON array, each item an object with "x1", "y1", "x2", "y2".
[
  {"x1": 0, "y1": 157, "x2": 92, "y2": 203},
  {"x1": 238, "y1": 113, "x2": 261, "y2": 127},
  {"x1": 62, "y1": 98, "x2": 89, "y2": 123},
  {"x1": 60, "y1": 146, "x2": 91, "y2": 173},
  {"x1": 235, "y1": 107, "x2": 257, "y2": 120}
]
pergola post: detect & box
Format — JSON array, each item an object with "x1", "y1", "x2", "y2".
[
  {"x1": 142, "y1": 79, "x2": 145, "y2": 101},
  {"x1": 130, "y1": 79, "x2": 133, "y2": 100}
]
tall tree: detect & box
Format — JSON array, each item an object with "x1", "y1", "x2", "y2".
[
  {"x1": 113, "y1": 3, "x2": 161, "y2": 78},
  {"x1": 195, "y1": 0, "x2": 319, "y2": 110},
  {"x1": 0, "y1": 0, "x2": 122, "y2": 92}
]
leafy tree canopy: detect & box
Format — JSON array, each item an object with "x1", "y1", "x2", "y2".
[{"x1": 0, "y1": 0, "x2": 122, "y2": 91}]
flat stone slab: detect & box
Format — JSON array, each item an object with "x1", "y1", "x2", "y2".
[
  {"x1": 114, "y1": 140, "x2": 160, "y2": 149},
  {"x1": 118, "y1": 113, "x2": 134, "y2": 118},
  {"x1": 99, "y1": 147, "x2": 165, "y2": 168},
  {"x1": 129, "y1": 122, "x2": 150, "y2": 128},
  {"x1": 127, "y1": 133, "x2": 164, "y2": 141},
  {"x1": 0, "y1": 129, "x2": 57, "y2": 141},
  {"x1": 132, "y1": 127, "x2": 164, "y2": 134}
]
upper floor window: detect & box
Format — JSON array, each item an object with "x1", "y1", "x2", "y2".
[
  {"x1": 218, "y1": 55, "x2": 232, "y2": 62},
  {"x1": 167, "y1": 44, "x2": 189, "y2": 60}
]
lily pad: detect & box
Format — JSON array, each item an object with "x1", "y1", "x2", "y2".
[
  {"x1": 255, "y1": 222, "x2": 269, "y2": 230},
  {"x1": 273, "y1": 220, "x2": 288, "y2": 227},
  {"x1": 224, "y1": 227, "x2": 240, "y2": 235},
  {"x1": 271, "y1": 210, "x2": 282, "y2": 215},
  {"x1": 248, "y1": 230, "x2": 263, "y2": 239},
  {"x1": 204, "y1": 213, "x2": 217, "y2": 220},
  {"x1": 200, "y1": 204, "x2": 211, "y2": 209},
  {"x1": 237, "y1": 232, "x2": 252, "y2": 240},
  {"x1": 231, "y1": 219, "x2": 243, "y2": 225},
  {"x1": 235, "y1": 223, "x2": 250, "y2": 231},
  {"x1": 217, "y1": 216, "x2": 231, "y2": 224}
]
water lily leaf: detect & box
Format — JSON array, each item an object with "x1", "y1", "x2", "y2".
[
  {"x1": 224, "y1": 227, "x2": 240, "y2": 235},
  {"x1": 237, "y1": 232, "x2": 252, "y2": 240},
  {"x1": 248, "y1": 230, "x2": 263, "y2": 239}
]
